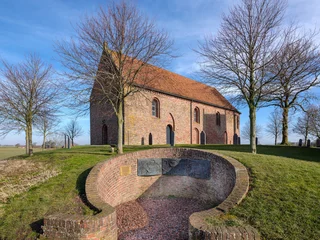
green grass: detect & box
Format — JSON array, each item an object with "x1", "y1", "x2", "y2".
[
  {"x1": 205, "y1": 214, "x2": 244, "y2": 227},
  {"x1": 177, "y1": 144, "x2": 320, "y2": 163},
  {"x1": 0, "y1": 144, "x2": 319, "y2": 240},
  {"x1": 0, "y1": 146, "x2": 115, "y2": 239},
  {"x1": 0, "y1": 147, "x2": 42, "y2": 160},
  {"x1": 228, "y1": 150, "x2": 319, "y2": 240},
  {"x1": 186, "y1": 145, "x2": 320, "y2": 240}
]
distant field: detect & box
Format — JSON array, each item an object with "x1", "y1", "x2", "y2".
[{"x1": 0, "y1": 147, "x2": 42, "y2": 160}]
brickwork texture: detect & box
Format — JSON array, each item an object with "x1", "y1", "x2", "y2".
[
  {"x1": 91, "y1": 89, "x2": 240, "y2": 146},
  {"x1": 43, "y1": 148, "x2": 259, "y2": 240}
]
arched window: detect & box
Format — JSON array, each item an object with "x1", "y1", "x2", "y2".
[
  {"x1": 216, "y1": 112, "x2": 221, "y2": 126},
  {"x1": 152, "y1": 98, "x2": 160, "y2": 118},
  {"x1": 194, "y1": 107, "x2": 200, "y2": 123}
]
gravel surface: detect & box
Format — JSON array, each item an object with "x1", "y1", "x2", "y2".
[{"x1": 117, "y1": 197, "x2": 213, "y2": 240}]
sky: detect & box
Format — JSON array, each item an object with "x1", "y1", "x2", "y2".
[{"x1": 0, "y1": 0, "x2": 319, "y2": 146}]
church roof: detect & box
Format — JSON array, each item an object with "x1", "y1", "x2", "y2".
[
  {"x1": 101, "y1": 49, "x2": 239, "y2": 113},
  {"x1": 133, "y1": 65, "x2": 239, "y2": 113}
]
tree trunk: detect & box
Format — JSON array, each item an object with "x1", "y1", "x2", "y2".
[
  {"x1": 27, "y1": 122, "x2": 33, "y2": 156},
  {"x1": 281, "y1": 107, "x2": 289, "y2": 145},
  {"x1": 249, "y1": 106, "x2": 257, "y2": 154},
  {"x1": 117, "y1": 100, "x2": 124, "y2": 154},
  {"x1": 25, "y1": 128, "x2": 29, "y2": 155},
  {"x1": 304, "y1": 134, "x2": 308, "y2": 146},
  {"x1": 274, "y1": 133, "x2": 277, "y2": 145},
  {"x1": 304, "y1": 123, "x2": 309, "y2": 146},
  {"x1": 42, "y1": 122, "x2": 46, "y2": 150},
  {"x1": 42, "y1": 133, "x2": 46, "y2": 150},
  {"x1": 304, "y1": 116, "x2": 310, "y2": 146}
]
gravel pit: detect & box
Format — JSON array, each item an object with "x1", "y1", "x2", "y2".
[{"x1": 117, "y1": 197, "x2": 213, "y2": 240}]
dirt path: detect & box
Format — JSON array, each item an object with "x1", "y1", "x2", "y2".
[{"x1": 117, "y1": 197, "x2": 213, "y2": 240}]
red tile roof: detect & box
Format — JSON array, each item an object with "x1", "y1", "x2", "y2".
[
  {"x1": 133, "y1": 65, "x2": 239, "y2": 113},
  {"x1": 104, "y1": 50, "x2": 239, "y2": 113}
]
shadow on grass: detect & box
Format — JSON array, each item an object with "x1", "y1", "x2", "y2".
[
  {"x1": 76, "y1": 168, "x2": 100, "y2": 214},
  {"x1": 30, "y1": 218, "x2": 44, "y2": 236},
  {"x1": 9, "y1": 148, "x2": 114, "y2": 161},
  {"x1": 176, "y1": 144, "x2": 320, "y2": 163},
  {"x1": 62, "y1": 151, "x2": 113, "y2": 156}
]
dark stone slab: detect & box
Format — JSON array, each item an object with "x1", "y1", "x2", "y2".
[
  {"x1": 162, "y1": 158, "x2": 188, "y2": 176},
  {"x1": 138, "y1": 158, "x2": 211, "y2": 179},
  {"x1": 137, "y1": 158, "x2": 162, "y2": 176},
  {"x1": 189, "y1": 159, "x2": 211, "y2": 179}
]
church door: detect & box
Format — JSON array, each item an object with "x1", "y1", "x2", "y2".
[
  {"x1": 166, "y1": 125, "x2": 174, "y2": 146},
  {"x1": 149, "y1": 133, "x2": 153, "y2": 145},
  {"x1": 200, "y1": 131, "x2": 206, "y2": 144},
  {"x1": 102, "y1": 124, "x2": 108, "y2": 144}
]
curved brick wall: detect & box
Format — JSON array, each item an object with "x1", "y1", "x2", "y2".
[
  {"x1": 43, "y1": 148, "x2": 258, "y2": 240},
  {"x1": 188, "y1": 153, "x2": 260, "y2": 239},
  {"x1": 89, "y1": 148, "x2": 236, "y2": 208}
]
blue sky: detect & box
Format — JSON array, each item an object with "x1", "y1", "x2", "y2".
[{"x1": 0, "y1": 0, "x2": 319, "y2": 145}]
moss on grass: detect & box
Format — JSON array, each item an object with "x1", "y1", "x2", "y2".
[{"x1": 206, "y1": 214, "x2": 244, "y2": 227}]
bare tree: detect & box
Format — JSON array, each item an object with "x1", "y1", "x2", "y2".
[
  {"x1": 242, "y1": 120, "x2": 263, "y2": 142},
  {"x1": 55, "y1": 0, "x2": 174, "y2": 153},
  {"x1": 309, "y1": 105, "x2": 320, "y2": 139},
  {"x1": 266, "y1": 108, "x2": 282, "y2": 145},
  {"x1": 35, "y1": 112, "x2": 60, "y2": 149},
  {"x1": 269, "y1": 27, "x2": 320, "y2": 145},
  {"x1": 0, "y1": 54, "x2": 59, "y2": 156},
  {"x1": 64, "y1": 119, "x2": 83, "y2": 146},
  {"x1": 47, "y1": 132, "x2": 65, "y2": 148},
  {"x1": 293, "y1": 108, "x2": 314, "y2": 145},
  {"x1": 197, "y1": 0, "x2": 286, "y2": 153}
]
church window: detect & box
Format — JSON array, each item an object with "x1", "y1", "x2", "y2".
[
  {"x1": 152, "y1": 98, "x2": 160, "y2": 117},
  {"x1": 216, "y1": 112, "x2": 221, "y2": 126},
  {"x1": 194, "y1": 107, "x2": 200, "y2": 123}
]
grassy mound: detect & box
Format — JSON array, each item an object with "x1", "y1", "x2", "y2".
[
  {"x1": 0, "y1": 145, "x2": 319, "y2": 240},
  {"x1": 0, "y1": 146, "x2": 114, "y2": 239}
]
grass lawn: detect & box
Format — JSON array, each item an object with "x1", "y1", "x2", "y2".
[
  {"x1": 0, "y1": 147, "x2": 42, "y2": 160},
  {"x1": 0, "y1": 146, "x2": 115, "y2": 239},
  {"x1": 0, "y1": 144, "x2": 319, "y2": 240}
]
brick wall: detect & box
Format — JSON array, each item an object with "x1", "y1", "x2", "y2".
[
  {"x1": 42, "y1": 210, "x2": 117, "y2": 240},
  {"x1": 43, "y1": 148, "x2": 258, "y2": 240},
  {"x1": 93, "y1": 148, "x2": 236, "y2": 207},
  {"x1": 90, "y1": 100, "x2": 118, "y2": 145},
  {"x1": 188, "y1": 152, "x2": 260, "y2": 240},
  {"x1": 123, "y1": 89, "x2": 240, "y2": 145}
]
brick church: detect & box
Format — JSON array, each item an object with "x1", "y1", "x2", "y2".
[{"x1": 90, "y1": 63, "x2": 240, "y2": 146}]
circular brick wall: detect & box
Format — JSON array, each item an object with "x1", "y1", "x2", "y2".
[
  {"x1": 86, "y1": 148, "x2": 237, "y2": 208},
  {"x1": 43, "y1": 148, "x2": 254, "y2": 240},
  {"x1": 84, "y1": 148, "x2": 255, "y2": 240}
]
